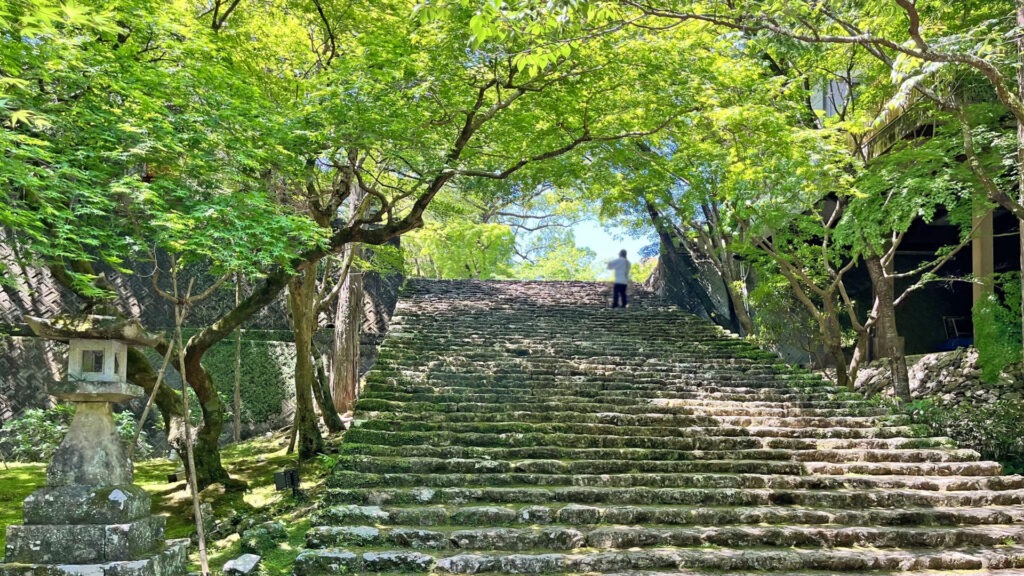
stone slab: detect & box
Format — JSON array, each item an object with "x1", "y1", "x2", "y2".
[
  {"x1": 0, "y1": 538, "x2": 187, "y2": 576},
  {"x1": 6, "y1": 516, "x2": 164, "y2": 564},
  {"x1": 46, "y1": 381, "x2": 143, "y2": 403},
  {"x1": 222, "y1": 554, "x2": 261, "y2": 576},
  {"x1": 23, "y1": 486, "x2": 151, "y2": 525}
]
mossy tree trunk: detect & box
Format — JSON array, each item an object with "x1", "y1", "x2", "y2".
[
  {"x1": 287, "y1": 266, "x2": 325, "y2": 459},
  {"x1": 182, "y1": 346, "x2": 240, "y2": 489},
  {"x1": 864, "y1": 253, "x2": 911, "y2": 402},
  {"x1": 313, "y1": 354, "x2": 346, "y2": 433}
]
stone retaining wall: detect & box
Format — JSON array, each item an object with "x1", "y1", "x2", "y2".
[{"x1": 854, "y1": 347, "x2": 1024, "y2": 404}]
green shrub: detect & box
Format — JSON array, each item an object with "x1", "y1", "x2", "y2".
[
  {"x1": 973, "y1": 274, "x2": 1022, "y2": 383},
  {"x1": 0, "y1": 405, "x2": 75, "y2": 462},
  {"x1": 114, "y1": 410, "x2": 155, "y2": 460},
  {"x1": 0, "y1": 405, "x2": 155, "y2": 462},
  {"x1": 241, "y1": 521, "x2": 287, "y2": 554},
  {"x1": 905, "y1": 398, "x2": 1024, "y2": 473}
]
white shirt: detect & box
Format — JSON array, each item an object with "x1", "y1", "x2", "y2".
[{"x1": 607, "y1": 257, "x2": 630, "y2": 285}]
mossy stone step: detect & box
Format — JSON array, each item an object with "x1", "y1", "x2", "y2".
[
  {"x1": 305, "y1": 524, "x2": 1024, "y2": 551},
  {"x1": 310, "y1": 503, "x2": 1024, "y2": 529},
  {"x1": 293, "y1": 544, "x2": 1024, "y2": 574},
  {"x1": 354, "y1": 416, "x2": 903, "y2": 434},
  {"x1": 353, "y1": 399, "x2": 883, "y2": 417},
  {"x1": 335, "y1": 444, "x2": 976, "y2": 464},
  {"x1": 337, "y1": 455, "x2": 1003, "y2": 477},
  {"x1": 300, "y1": 280, "x2": 1023, "y2": 575},
  {"x1": 365, "y1": 382, "x2": 854, "y2": 402},
  {"x1": 362, "y1": 411, "x2": 914, "y2": 436},
  {"x1": 323, "y1": 485, "x2": 1024, "y2": 508},
  {"x1": 342, "y1": 428, "x2": 951, "y2": 452},
  {"x1": 359, "y1": 392, "x2": 881, "y2": 417},
  {"x1": 363, "y1": 374, "x2": 845, "y2": 390},
  {"x1": 326, "y1": 470, "x2": 1023, "y2": 492}
]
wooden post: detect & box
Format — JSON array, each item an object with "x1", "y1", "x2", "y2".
[{"x1": 971, "y1": 208, "x2": 995, "y2": 303}]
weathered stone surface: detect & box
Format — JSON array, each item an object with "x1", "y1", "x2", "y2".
[
  {"x1": 387, "y1": 528, "x2": 449, "y2": 549},
  {"x1": 222, "y1": 554, "x2": 261, "y2": 576},
  {"x1": 361, "y1": 551, "x2": 433, "y2": 572},
  {"x1": 434, "y1": 554, "x2": 497, "y2": 574},
  {"x1": 0, "y1": 537, "x2": 186, "y2": 576},
  {"x1": 292, "y1": 549, "x2": 359, "y2": 576},
  {"x1": 305, "y1": 526, "x2": 381, "y2": 548},
  {"x1": 450, "y1": 507, "x2": 516, "y2": 525},
  {"x1": 46, "y1": 381, "x2": 144, "y2": 404},
  {"x1": 46, "y1": 403, "x2": 133, "y2": 487},
  {"x1": 555, "y1": 504, "x2": 602, "y2": 524},
  {"x1": 6, "y1": 516, "x2": 163, "y2": 564},
  {"x1": 294, "y1": 280, "x2": 1024, "y2": 575},
  {"x1": 310, "y1": 505, "x2": 388, "y2": 526}
]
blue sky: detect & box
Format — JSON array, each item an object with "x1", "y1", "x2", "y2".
[{"x1": 572, "y1": 219, "x2": 654, "y2": 271}]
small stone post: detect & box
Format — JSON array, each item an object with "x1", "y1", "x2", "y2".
[{"x1": 1, "y1": 319, "x2": 188, "y2": 576}]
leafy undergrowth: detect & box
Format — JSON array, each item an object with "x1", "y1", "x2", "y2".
[{"x1": 0, "y1": 431, "x2": 340, "y2": 575}]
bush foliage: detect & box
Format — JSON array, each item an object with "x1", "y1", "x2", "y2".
[
  {"x1": 0, "y1": 405, "x2": 153, "y2": 462},
  {"x1": 907, "y1": 398, "x2": 1024, "y2": 473},
  {"x1": 973, "y1": 273, "x2": 1022, "y2": 383}
]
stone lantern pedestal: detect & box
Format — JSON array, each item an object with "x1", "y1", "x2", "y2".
[{"x1": 1, "y1": 324, "x2": 188, "y2": 576}]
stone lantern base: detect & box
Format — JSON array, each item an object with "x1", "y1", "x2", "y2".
[
  {"x1": 0, "y1": 540, "x2": 188, "y2": 576},
  {"x1": 0, "y1": 380, "x2": 188, "y2": 576},
  {"x1": 2, "y1": 484, "x2": 188, "y2": 575}
]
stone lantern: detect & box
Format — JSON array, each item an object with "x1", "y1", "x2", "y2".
[{"x1": 0, "y1": 316, "x2": 187, "y2": 576}]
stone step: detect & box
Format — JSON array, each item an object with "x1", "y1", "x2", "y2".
[
  {"x1": 364, "y1": 381, "x2": 853, "y2": 401},
  {"x1": 304, "y1": 524, "x2": 1024, "y2": 552},
  {"x1": 292, "y1": 544, "x2": 1024, "y2": 574},
  {"x1": 354, "y1": 417, "x2": 907, "y2": 435},
  {"x1": 326, "y1": 470, "x2": 1024, "y2": 492},
  {"x1": 337, "y1": 456, "x2": 1003, "y2": 477},
  {"x1": 364, "y1": 377, "x2": 844, "y2": 397},
  {"x1": 362, "y1": 412, "x2": 913, "y2": 436},
  {"x1": 310, "y1": 503, "x2": 1024, "y2": 528},
  {"x1": 336, "y1": 444, "x2": 979, "y2": 464},
  {"x1": 360, "y1": 392, "x2": 880, "y2": 415},
  {"x1": 353, "y1": 399, "x2": 888, "y2": 418},
  {"x1": 299, "y1": 280, "x2": 1024, "y2": 576},
  {"x1": 342, "y1": 428, "x2": 955, "y2": 452},
  {"x1": 322, "y1": 486, "x2": 1024, "y2": 508},
  {"x1": 598, "y1": 572, "x2": 1024, "y2": 576},
  {"x1": 362, "y1": 377, "x2": 849, "y2": 393}
]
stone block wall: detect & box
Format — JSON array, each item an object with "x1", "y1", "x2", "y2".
[{"x1": 855, "y1": 346, "x2": 1024, "y2": 404}]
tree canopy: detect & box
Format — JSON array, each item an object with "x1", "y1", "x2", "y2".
[{"x1": 3, "y1": 0, "x2": 1022, "y2": 482}]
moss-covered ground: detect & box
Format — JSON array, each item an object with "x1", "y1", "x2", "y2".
[{"x1": 0, "y1": 432, "x2": 339, "y2": 575}]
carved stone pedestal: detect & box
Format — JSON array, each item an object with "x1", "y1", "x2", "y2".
[{"x1": 1, "y1": 380, "x2": 187, "y2": 576}]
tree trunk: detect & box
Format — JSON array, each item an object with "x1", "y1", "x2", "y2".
[
  {"x1": 864, "y1": 254, "x2": 911, "y2": 402},
  {"x1": 332, "y1": 270, "x2": 364, "y2": 413},
  {"x1": 313, "y1": 353, "x2": 346, "y2": 433},
  {"x1": 819, "y1": 305, "x2": 851, "y2": 389},
  {"x1": 126, "y1": 347, "x2": 186, "y2": 450},
  {"x1": 287, "y1": 267, "x2": 325, "y2": 459},
  {"x1": 182, "y1": 347, "x2": 240, "y2": 490},
  {"x1": 721, "y1": 269, "x2": 754, "y2": 336},
  {"x1": 233, "y1": 275, "x2": 242, "y2": 443}
]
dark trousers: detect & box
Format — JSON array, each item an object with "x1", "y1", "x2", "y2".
[{"x1": 612, "y1": 283, "x2": 628, "y2": 308}]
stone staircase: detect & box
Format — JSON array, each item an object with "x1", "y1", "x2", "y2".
[{"x1": 295, "y1": 279, "x2": 1024, "y2": 575}]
